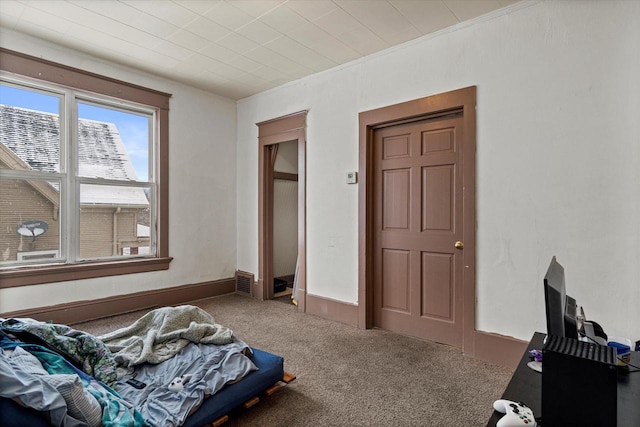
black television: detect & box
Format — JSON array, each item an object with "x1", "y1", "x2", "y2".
[{"x1": 543, "y1": 256, "x2": 578, "y2": 339}]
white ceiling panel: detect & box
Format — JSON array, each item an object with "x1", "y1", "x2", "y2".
[
  {"x1": 288, "y1": 22, "x2": 332, "y2": 47},
  {"x1": 312, "y1": 7, "x2": 363, "y2": 37},
  {"x1": 259, "y1": 4, "x2": 310, "y2": 34},
  {"x1": 216, "y1": 31, "x2": 260, "y2": 54},
  {"x1": 383, "y1": 25, "x2": 423, "y2": 46},
  {"x1": 201, "y1": 60, "x2": 246, "y2": 80},
  {"x1": 335, "y1": 0, "x2": 412, "y2": 40},
  {"x1": 339, "y1": 26, "x2": 389, "y2": 56},
  {"x1": 131, "y1": 15, "x2": 181, "y2": 40},
  {"x1": 185, "y1": 17, "x2": 231, "y2": 42},
  {"x1": 204, "y1": 1, "x2": 255, "y2": 30},
  {"x1": 445, "y1": 0, "x2": 504, "y2": 22},
  {"x1": 252, "y1": 65, "x2": 290, "y2": 84},
  {"x1": 225, "y1": 0, "x2": 285, "y2": 18},
  {"x1": 169, "y1": 53, "x2": 226, "y2": 74},
  {"x1": 390, "y1": 0, "x2": 458, "y2": 34},
  {"x1": 122, "y1": 0, "x2": 199, "y2": 27},
  {"x1": 150, "y1": 40, "x2": 194, "y2": 61},
  {"x1": 167, "y1": 29, "x2": 211, "y2": 52},
  {"x1": 0, "y1": 0, "x2": 522, "y2": 100},
  {"x1": 177, "y1": 0, "x2": 220, "y2": 15},
  {"x1": 227, "y1": 54, "x2": 263, "y2": 73},
  {"x1": 307, "y1": 36, "x2": 361, "y2": 64},
  {"x1": 68, "y1": 1, "x2": 140, "y2": 24},
  {"x1": 236, "y1": 19, "x2": 283, "y2": 44},
  {"x1": 286, "y1": 0, "x2": 339, "y2": 21},
  {"x1": 199, "y1": 42, "x2": 239, "y2": 63},
  {"x1": 267, "y1": 36, "x2": 336, "y2": 71}
]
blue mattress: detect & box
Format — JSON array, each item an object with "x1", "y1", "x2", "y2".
[
  {"x1": 0, "y1": 347, "x2": 285, "y2": 427},
  {"x1": 183, "y1": 348, "x2": 284, "y2": 426}
]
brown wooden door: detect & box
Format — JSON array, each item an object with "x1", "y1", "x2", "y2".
[{"x1": 372, "y1": 116, "x2": 464, "y2": 347}]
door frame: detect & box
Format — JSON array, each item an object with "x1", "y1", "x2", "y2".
[
  {"x1": 257, "y1": 111, "x2": 307, "y2": 311},
  {"x1": 358, "y1": 87, "x2": 476, "y2": 354}
]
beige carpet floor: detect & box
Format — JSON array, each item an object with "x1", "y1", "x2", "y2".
[{"x1": 74, "y1": 293, "x2": 513, "y2": 426}]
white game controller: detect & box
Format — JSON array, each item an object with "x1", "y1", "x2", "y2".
[
  {"x1": 493, "y1": 399, "x2": 536, "y2": 426},
  {"x1": 168, "y1": 374, "x2": 192, "y2": 392}
]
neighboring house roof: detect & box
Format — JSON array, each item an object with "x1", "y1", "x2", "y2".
[{"x1": 0, "y1": 105, "x2": 148, "y2": 207}]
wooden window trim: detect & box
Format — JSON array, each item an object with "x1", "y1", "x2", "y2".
[{"x1": 0, "y1": 48, "x2": 172, "y2": 288}]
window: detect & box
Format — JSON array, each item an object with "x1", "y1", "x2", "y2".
[{"x1": 0, "y1": 49, "x2": 171, "y2": 288}]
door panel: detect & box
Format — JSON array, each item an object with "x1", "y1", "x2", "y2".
[
  {"x1": 421, "y1": 252, "x2": 453, "y2": 320},
  {"x1": 373, "y1": 116, "x2": 464, "y2": 347},
  {"x1": 383, "y1": 134, "x2": 411, "y2": 159},
  {"x1": 382, "y1": 169, "x2": 410, "y2": 230},
  {"x1": 422, "y1": 165, "x2": 453, "y2": 231},
  {"x1": 382, "y1": 249, "x2": 410, "y2": 312}
]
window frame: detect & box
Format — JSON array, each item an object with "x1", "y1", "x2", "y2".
[{"x1": 0, "y1": 48, "x2": 171, "y2": 288}]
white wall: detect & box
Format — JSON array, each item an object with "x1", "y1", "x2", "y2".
[
  {"x1": 0, "y1": 29, "x2": 238, "y2": 313},
  {"x1": 236, "y1": 1, "x2": 640, "y2": 342}
]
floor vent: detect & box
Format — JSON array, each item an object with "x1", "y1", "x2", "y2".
[{"x1": 235, "y1": 270, "x2": 254, "y2": 296}]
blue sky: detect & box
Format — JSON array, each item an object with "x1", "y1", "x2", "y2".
[{"x1": 0, "y1": 84, "x2": 149, "y2": 180}]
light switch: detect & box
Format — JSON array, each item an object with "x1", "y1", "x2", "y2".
[{"x1": 346, "y1": 171, "x2": 357, "y2": 184}]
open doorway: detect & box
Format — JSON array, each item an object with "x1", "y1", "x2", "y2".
[
  {"x1": 272, "y1": 140, "x2": 298, "y2": 301},
  {"x1": 257, "y1": 111, "x2": 307, "y2": 311}
]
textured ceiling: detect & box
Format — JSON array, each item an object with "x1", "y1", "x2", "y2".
[{"x1": 0, "y1": 0, "x2": 520, "y2": 100}]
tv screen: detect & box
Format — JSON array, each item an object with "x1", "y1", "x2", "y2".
[{"x1": 544, "y1": 256, "x2": 578, "y2": 339}]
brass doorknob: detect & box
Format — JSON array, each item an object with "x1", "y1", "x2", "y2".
[{"x1": 454, "y1": 241, "x2": 464, "y2": 250}]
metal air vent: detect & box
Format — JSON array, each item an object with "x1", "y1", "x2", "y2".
[{"x1": 235, "y1": 270, "x2": 254, "y2": 296}]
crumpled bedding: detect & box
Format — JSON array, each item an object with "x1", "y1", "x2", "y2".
[
  {"x1": 1, "y1": 305, "x2": 256, "y2": 427},
  {"x1": 0, "y1": 346, "x2": 85, "y2": 427},
  {"x1": 0, "y1": 318, "x2": 117, "y2": 387},
  {"x1": 0, "y1": 335, "x2": 146, "y2": 427},
  {"x1": 98, "y1": 305, "x2": 234, "y2": 370},
  {"x1": 115, "y1": 341, "x2": 257, "y2": 427}
]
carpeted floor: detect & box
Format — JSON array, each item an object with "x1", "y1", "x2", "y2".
[{"x1": 74, "y1": 293, "x2": 513, "y2": 426}]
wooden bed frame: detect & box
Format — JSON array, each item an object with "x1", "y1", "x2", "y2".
[{"x1": 1, "y1": 348, "x2": 295, "y2": 427}]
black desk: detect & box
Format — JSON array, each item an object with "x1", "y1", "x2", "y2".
[{"x1": 486, "y1": 332, "x2": 640, "y2": 427}]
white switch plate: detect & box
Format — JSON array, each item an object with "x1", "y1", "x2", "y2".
[{"x1": 346, "y1": 171, "x2": 357, "y2": 184}]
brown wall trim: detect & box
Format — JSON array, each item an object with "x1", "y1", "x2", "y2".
[
  {"x1": 257, "y1": 111, "x2": 307, "y2": 138},
  {"x1": 0, "y1": 257, "x2": 173, "y2": 288},
  {"x1": 472, "y1": 331, "x2": 528, "y2": 369},
  {"x1": 307, "y1": 289, "x2": 526, "y2": 368},
  {"x1": 306, "y1": 294, "x2": 358, "y2": 328},
  {"x1": 306, "y1": 290, "x2": 526, "y2": 369},
  {"x1": 0, "y1": 48, "x2": 171, "y2": 108},
  {"x1": 0, "y1": 277, "x2": 235, "y2": 325}
]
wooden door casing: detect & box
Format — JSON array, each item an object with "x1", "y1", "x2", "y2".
[{"x1": 359, "y1": 87, "x2": 476, "y2": 355}]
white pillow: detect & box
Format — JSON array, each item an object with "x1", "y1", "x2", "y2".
[{"x1": 44, "y1": 374, "x2": 103, "y2": 427}]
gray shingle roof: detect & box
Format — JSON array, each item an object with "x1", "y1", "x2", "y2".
[
  {"x1": 1, "y1": 105, "x2": 148, "y2": 206},
  {"x1": 0, "y1": 105, "x2": 60, "y2": 173}
]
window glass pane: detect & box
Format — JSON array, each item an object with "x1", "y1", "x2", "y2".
[
  {"x1": 77, "y1": 102, "x2": 150, "y2": 182},
  {"x1": 0, "y1": 83, "x2": 61, "y2": 172},
  {"x1": 78, "y1": 183, "x2": 153, "y2": 259},
  {"x1": 0, "y1": 178, "x2": 61, "y2": 264}
]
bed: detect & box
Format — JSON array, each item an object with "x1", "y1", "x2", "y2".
[{"x1": 0, "y1": 306, "x2": 292, "y2": 427}]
